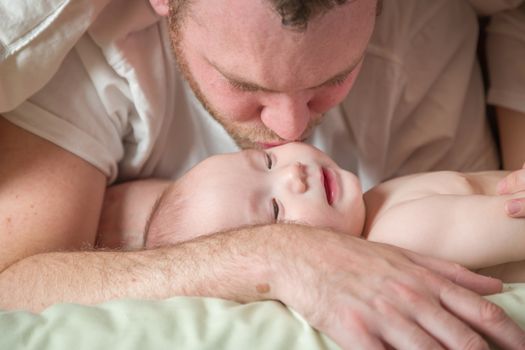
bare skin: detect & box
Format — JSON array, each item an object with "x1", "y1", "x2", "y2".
[
  {"x1": 100, "y1": 169, "x2": 525, "y2": 283},
  {"x1": 1, "y1": 1, "x2": 525, "y2": 349},
  {"x1": 3, "y1": 116, "x2": 525, "y2": 349}
]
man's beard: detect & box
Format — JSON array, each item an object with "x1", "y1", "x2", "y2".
[{"x1": 168, "y1": 19, "x2": 321, "y2": 150}]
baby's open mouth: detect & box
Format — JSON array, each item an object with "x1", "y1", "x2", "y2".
[{"x1": 322, "y1": 167, "x2": 334, "y2": 205}]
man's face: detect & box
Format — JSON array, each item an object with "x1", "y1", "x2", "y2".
[{"x1": 169, "y1": 0, "x2": 377, "y2": 149}]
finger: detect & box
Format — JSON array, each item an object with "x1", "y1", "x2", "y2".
[
  {"x1": 338, "y1": 331, "x2": 386, "y2": 350},
  {"x1": 439, "y1": 283, "x2": 525, "y2": 350},
  {"x1": 505, "y1": 198, "x2": 525, "y2": 218},
  {"x1": 373, "y1": 296, "x2": 445, "y2": 350},
  {"x1": 330, "y1": 314, "x2": 386, "y2": 350},
  {"x1": 403, "y1": 250, "x2": 502, "y2": 295},
  {"x1": 497, "y1": 169, "x2": 525, "y2": 195},
  {"x1": 394, "y1": 284, "x2": 490, "y2": 350},
  {"x1": 382, "y1": 279, "x2": 489, "y2": 349}
]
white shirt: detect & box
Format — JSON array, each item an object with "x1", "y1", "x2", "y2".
[
  {"x1": 2, "y1": 0, "x2": 512, "y2": 189},
  {"x1": 486, "y1": 3, "x2": 525, "y2": 112}
]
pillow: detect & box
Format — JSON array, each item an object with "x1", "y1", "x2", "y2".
[
  {"x1": 2, "y1": 283, "x2": 524, "y2": 350},
  {"x1": 1, "y1": 297, "x2": 338, "y2": 350}
]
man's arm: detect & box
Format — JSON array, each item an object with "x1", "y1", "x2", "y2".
[
  {"x1": 496, "y1": 107, "x2": 525, "y2": 217},
  {"x1": 4, "y1": 221, "x2": 525, "y2": 350},
  {"x1": 2, "y1": 118, "x2": 524, "y2": 349},
  {"x1": 0, "y1": 117, "x2": 105, "y2": 271},
  {"x1": 498, "y1": 161, "x2": 525, "y2": 217},
  {"x1": 485, "y1": 3, "x2": 525, "y2": 217},
  {"x1": 0, "y1": 117, "x2": 270, "y2": 309}
]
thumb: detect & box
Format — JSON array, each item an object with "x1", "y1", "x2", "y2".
[{"x1": 505, "y1": 198, "x2": 525, "y2": 218}]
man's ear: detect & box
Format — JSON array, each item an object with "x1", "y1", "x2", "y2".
[{"x1": 149, "y1": 0, "x2": 169, "y2": 16}]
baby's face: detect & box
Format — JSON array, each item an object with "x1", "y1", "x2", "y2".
[{"x1": 175, "y1": 142, "x2": 365, "y2": 237}]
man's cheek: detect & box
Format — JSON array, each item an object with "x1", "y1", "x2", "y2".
[
  {"x1": 313, "y1": 81, "x2": 355, "y2": 113},
  {"x1": 212, "y1": 93, "x2": 262, "y2": 122}
]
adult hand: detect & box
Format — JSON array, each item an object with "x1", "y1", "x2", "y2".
[
  {"x1": 497, "y1": 162, "x2": 525, "y2": 217},
  {"x1": 268, "y1": 226, "x2": 525, "y2": 350}
]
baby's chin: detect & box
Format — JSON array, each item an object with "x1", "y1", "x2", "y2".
[
  {"x1": 342, "y1": 198, "x2": 366, "y2": 237},
  {"x1": 348, "y1": 222, "x2": 365, "y2": 237},
  {"x1": 338, "y1": 218, "x2": 364, "y2": 237}
]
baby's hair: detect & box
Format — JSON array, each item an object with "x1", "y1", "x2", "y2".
[{"x1": 144, "y1": 181, "x2": 188, "y2": 249}]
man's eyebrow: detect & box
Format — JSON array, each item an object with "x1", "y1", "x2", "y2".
[
  {"x1": 210, "y1": 56, "x2": 363, "y2": 93},
  {"x1": 320, "y1": 63, "x2": 360, "y2": 86}
]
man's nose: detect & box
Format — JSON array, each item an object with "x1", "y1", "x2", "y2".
[
  {"x1": 260, "y1": 93, "x2": 312, "y2": 141},
  {"x1": 282, "y1": 162, "x2": 308, "y2": 193}
]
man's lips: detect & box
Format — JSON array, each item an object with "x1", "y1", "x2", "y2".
[
  {"x1": 258, "y1": 141, "x2": 286, "y2": 149},
  {"x1": 257, "y1": 138, "x2": 308, "y2": 149},
  {"x1": 322, "y1": 167, "x2": 338, "y2": 205}
]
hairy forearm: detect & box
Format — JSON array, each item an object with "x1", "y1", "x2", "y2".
[
  {"x1": 2, "y1": 222, "x2": 522, "y2": 348},
  {"x1": 0, "y1": 226, "x2": 276, "y2": 312}
]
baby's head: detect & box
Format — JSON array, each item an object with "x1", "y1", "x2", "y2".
[{"x1": 145, "y1": 142, "x2": 365, "y2": 248}]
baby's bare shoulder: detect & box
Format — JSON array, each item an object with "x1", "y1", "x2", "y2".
[
  {"x1": 407, "y1": 171, "x2": 479, "y2": 196},
  {"x1": 369, "y1": 171, "x2": 475, "y2": 199}
]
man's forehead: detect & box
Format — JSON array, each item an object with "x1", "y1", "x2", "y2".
[{"x1": 183, "y1": 0, "x2": 376, "y2": 91}]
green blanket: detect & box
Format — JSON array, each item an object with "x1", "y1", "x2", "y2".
[{"x1": 2, "y1": 284, "x2": 524, "y2": 350}]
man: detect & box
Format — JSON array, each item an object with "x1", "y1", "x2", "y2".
[{"x1": 1, "y1": 0, "x2": 524, "y2": 349}]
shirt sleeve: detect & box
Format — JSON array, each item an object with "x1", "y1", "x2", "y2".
[
  {"x1": 486, "y1": 4, "x2": 525, "y2": 113},
  {"x1": 1, "y1": 39, "x2": 127, "y2": 183},
  {"x1": 340, "y1": 0, "x2": 498, "y2": 189}
]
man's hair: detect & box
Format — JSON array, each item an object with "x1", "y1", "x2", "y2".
[
  {"x1": 169, "y1": 0, "x2": 351, "y2": 30},
  {"x1": 270, "y1": 0, "x2": 349, "y2": 29}
]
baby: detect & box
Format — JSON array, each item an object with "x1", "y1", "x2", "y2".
[{"x1": 97, "y1": 143, "x2": 525, "y2": 282}]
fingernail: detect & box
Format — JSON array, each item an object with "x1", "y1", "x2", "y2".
[
  {"x1": 497, "y1": 179, "x2": 507, "y2": 194},
  {"x1": 505, "y1": 200, "x2": 522, "y2": 216}
]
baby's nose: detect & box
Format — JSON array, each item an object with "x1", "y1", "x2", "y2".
[{"x1": 288, "y1": 162, "x2": 307, "y2": 193}]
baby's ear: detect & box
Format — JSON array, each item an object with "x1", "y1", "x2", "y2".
[{"x1": 149, "y1": 0, "x2": 169, "y2": 16}]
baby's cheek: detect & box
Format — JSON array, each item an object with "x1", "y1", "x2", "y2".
[{"x1": 296, "y1": 210, "x2": 342, "y2": 233}]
